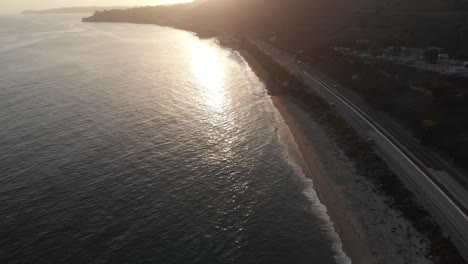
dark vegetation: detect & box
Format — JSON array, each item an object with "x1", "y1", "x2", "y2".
[{"x1": 240, "y1": 39, "x2": 465, "y2": 264}]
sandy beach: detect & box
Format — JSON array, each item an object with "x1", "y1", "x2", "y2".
[
  {"x1": 240, "y1": 50, "x2": 434, "y2": 264},
  {"x1": 272, "y1": 96, "x2": 432, "y2": 264}
]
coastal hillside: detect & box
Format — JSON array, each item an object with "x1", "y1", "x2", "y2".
[
  {"x1": 21, "y1": 6, "x2": 135, "y2": 14},
  {"x1": 83, "y1": 0, "x2": 468, "y2": 52},
  {"x1": 179, "y1": 0, "x2": 468, "y2": 51}
]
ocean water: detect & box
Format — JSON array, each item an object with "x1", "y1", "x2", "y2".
[{"x1": 0, "y1": 15, "x2": 350, "y2": 264}]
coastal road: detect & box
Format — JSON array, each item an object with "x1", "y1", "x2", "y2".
[{"x1": 247, "y1": 38, "x2": 468, "y2": 261}]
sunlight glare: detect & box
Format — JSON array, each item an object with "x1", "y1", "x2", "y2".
[{"x1": 190, "y1": 42, "x2": 226, "y2": 112}]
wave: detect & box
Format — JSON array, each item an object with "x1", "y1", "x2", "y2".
[{"x1": 269, "y1": 98, "x2": 352, "y2": 264}]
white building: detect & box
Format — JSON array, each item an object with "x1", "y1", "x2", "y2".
[{"x1": 438, "y1": 54, "x2": 449, "y2": 60}]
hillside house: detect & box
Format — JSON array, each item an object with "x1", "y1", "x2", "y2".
[{"x1": 438, "y1": 54, "x2": 449, "y2": 60}]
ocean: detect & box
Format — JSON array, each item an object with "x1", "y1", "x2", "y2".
[{"x1": 0, "y1": 14, "x2": 350, "y2": 264}]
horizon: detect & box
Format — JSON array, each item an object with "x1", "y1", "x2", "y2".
[{"x1": 0, "y1": 0, "x2": 192, "y2": 14}]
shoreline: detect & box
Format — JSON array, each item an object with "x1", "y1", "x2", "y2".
[
  {"x1": 240, "y1": 50, "x2": 375, "y2": 263},
  {"x1": 271, "y1": 96, "x2": 374, "y2": 263},
  {"x1": 238, "y1": 48, "x2": 435, "y2": 264},
  {"x1": 242, "y1": 49, "x2": 365, "y2": 262},
  {"x1": 79, "y1": 16, "x2": 464, "y2": 262},
  {"x1": 271, "y1": 96, "x2": 377, "y2": 264}
]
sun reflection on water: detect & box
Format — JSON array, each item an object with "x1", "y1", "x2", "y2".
[{"x1": 190, "y1": 41, "x2": 226, "y2": 112}]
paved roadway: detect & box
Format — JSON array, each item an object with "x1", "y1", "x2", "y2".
[{"x1": 248, "y1": 38, "x2": 468, "y2": 261}]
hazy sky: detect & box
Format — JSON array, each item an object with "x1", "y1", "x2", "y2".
[{"x1": 0, "y1": 0, "x2": 188, "y2": 14}]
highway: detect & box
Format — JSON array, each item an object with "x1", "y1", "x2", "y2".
[{"x1": 248, "y1": 38, "x2": 468, "y2": 262}]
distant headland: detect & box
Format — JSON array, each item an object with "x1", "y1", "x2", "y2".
[{"x1": 21, "y1": 6, "x2": 136, "y2": 15}]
